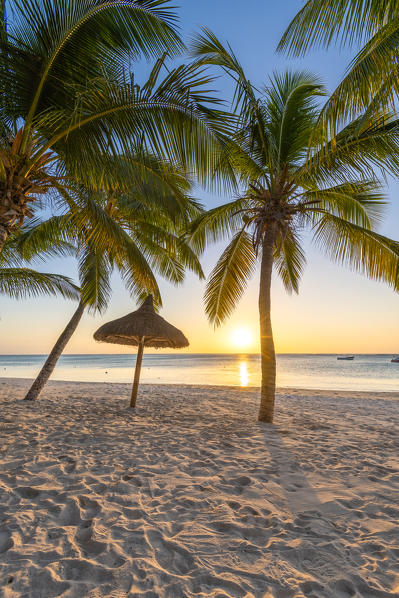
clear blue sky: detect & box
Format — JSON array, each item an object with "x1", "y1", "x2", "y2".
[{"x1": 1, "y1": 1, "x2": 398, "y2": 354}]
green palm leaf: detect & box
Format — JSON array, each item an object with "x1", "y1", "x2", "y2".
[
  {"x1": 132, "y1": 220, "x2": 205, "y2": 281},
  {"x1": 7, "y1": 217, "x2": 76, "y2": 262},
  {"x1": 188, "y1": 197, "x2": 248, "y2": 253},
  {"x1": 300, "y1": 180, "x2": 386, "y2": 227},
  {"x1": 278, "y1": 1, "x2": 399, "y2": 126},
  {"x1": 267, "y1": 71, "x2": 325, "y2": 168},
  {"x1": 3, "y1": 0, "x2": 183, "y2": 138},
  {"x1": 277, "y1": 0, "x2": 392, "y2": 55},
  {"x1": 78, "y1": 246, "x2": 112, "y2": 312},
  {"x1": 0, "y1": 267, "x2": 79, "y2": 299},
  {"x1": 31, "y1": 69, "x2": 235, "y2": 192},
  {"x1": 298, "y1": 112, "x2": 399, "y2": 183},
  {"x1": 313, "y1": 213, "x2": 399, "y2": 290},
  {"x1": 205, "y1": 229, "x2": 257, "y2": 327},
  {"x1": 274, "y1": 228, "x2": 306, "y2": 293}
]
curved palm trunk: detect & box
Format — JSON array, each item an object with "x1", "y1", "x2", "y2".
[
  {"x1": 24, "y1": 300, "x2": 85, "y2": 402},
  {"x1": 130, "y1": 338, "x2": 145, "y2": 408},
  {"x1": 258, "y1": 223, "x2": 277, "y2": 423}
]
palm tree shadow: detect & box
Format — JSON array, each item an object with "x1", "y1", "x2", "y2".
[{"x1": 258, "y1": 424, "x2": 323, "y2": 517}]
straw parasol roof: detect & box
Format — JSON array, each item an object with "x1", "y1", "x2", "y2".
[{"x1": 93, "y1": 295, "x2": 189, "y2": 349}]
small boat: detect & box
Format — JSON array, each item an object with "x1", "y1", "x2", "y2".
[
  {"x1": 337, "y1": 355, "x2": 354, "y2": 360},
  {"x1": 391, "y1": 356, "x2": 399, "y2": 363}
]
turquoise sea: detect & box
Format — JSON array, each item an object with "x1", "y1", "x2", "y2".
[{"x1": 0, "y1": 353, "x2": 398, "y2": 392}]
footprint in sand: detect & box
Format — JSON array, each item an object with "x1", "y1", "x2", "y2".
[
  {"x1": 78, "y1": 495, "x2": 101, "y2": 518},
  {"x1": 146, "y1": 529, "x2": 195, "y2": 575},
  {"x1": 98, "y1": 548, "x2": 126, "y2": 568},
  {"x1": 329, "y1": 578, "x2": 357, "y2": 598},
  {"x1": 239, "y1": 505, "x2": 261, "y2": 517},
  {"x1": 300, "y1": 580, "x2": 327, "y2": 596},
  {"x1": 122, "y1": 474, "x2": 142, "y2": 487},
  {"x1": 22, "y1": 567, "x2": 70, "y2": 597},
  {"x1": 75, "y1": 520, "x2": 106, "y2": 556},
  {"x1": 47, "y1": 527, "x2": 66, "y2": 541},
  {"x1": 229, "y1": 540, "x2": 262, "y2": 564},
  {"x1": 235, "y1": 475, "x2": 251, "y2": 487},
  {"x1": 58, "y1": 498, "x2": 82, "y2": 526},
  {"x1": 57, "y1": 455, "x2": 77, "y2": 473},
  {"x1": 0, "y1": 529, "x2": 13, "y2": 553},
  {"x1": 338, "y1": 498, "x2": 364, "y2": 510},
  {"x1": 63, "y1": 460, "x2": 77, "y2": 474},
  {"x1": 15, "y1": 486, "x2": 41, "y2": 499},
  {"x1": 190, "y1": 573, "x2": 247, "y2": 598},
  {"x1": 54, "y1": 558, "x2": 114, "y2": 584}
]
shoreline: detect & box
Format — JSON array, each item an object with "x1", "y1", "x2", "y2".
[
  {"x1": 1, "y1": 379, "x2": 399, "y2": 597},
  {"x1": 2, "y1": 376, "x2": 399, "y2": 399}
]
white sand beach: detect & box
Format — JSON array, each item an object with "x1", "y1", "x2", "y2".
[{"x1": 0, "y1": 378, "x2": 398, "y2": 598}]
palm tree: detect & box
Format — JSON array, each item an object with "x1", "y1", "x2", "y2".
[
  {"x1": 190, "y1": 31, "x2": 399, "y2": 422},
  {"x1": 278, "y1": 1, "x2": 399, "y2": 128},
  {"x1": 15, "y1": 157, "x2": 204, "y2": 402},
  {"x1": 0, "y1": 1, "x2": 234, "y2": 252}
]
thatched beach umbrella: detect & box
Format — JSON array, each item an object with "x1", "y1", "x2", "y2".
[{"x1": 93, "y1": 295, "x2": 189, "y2": 407}]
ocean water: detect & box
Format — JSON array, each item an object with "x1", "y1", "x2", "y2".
[{"x1": 0, "y1": 353, "x2": 398, "y2": 392}]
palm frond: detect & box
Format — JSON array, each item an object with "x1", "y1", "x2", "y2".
[
  {"x1": 300, "y1": 180, "x2": 386, "y2": 228},
  {"x1": 278, "y1": 0, "x2": 393, "y2": 55},
  {"x1": 188, "y1": 197, "x2": 247, "y2": 253},
  {"x1": 8, "y1": 216, "x2": 76, "y2": 262},
  {"x1": 278, "y1": 1, "x2": 399, "y2": 127},
  {"x1": 3, "y1": 0, "x2": 183, "y2": 133},
  {"x1": 205, "y1": 229, "x2": 257, "y2": 326},
  {"x1": 274, "y1": 227, "x2": 306, "y2": 293},
  {"x1": 31, "y1": 70, "x2": 236, "y2": 192},
  {"x1": 117, "y1": 233, "x2": 162, "y2": 298},
  {"x1": 190, "y1": 28, "x2": 272, "y2": 162},
  {"x1": 299, "y1": 112, "x2": 399, "y2": 183},
  {"x1": 190, "y1": 27, "x2": 250, "y2": 116},
  {"x1": 0, "y1": 267, "x2": 79, "y2": 299},
  {"x1": 78, "y1": 246, "x2": 112, "y2": 312},
  {"x1": 317, "y1": 21, "x2": 399, "y2": 128},
  {"x1": 266, "y1": 70, "x2": 325, "y2": 168},
  {"x1": 132, "y1": 220, "x2": 204, "y2": 281},
  {"x1": 313, "y1": 213, "x2": 399, "y2": 290}
]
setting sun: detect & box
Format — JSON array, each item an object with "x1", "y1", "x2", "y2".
[{"x1": 232, "y1": 327, "x2": 253, "y2": 349}]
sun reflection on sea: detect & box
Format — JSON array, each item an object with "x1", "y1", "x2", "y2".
[{"x1": 239, "y1": 361, "x2": 249, "y2": 386}]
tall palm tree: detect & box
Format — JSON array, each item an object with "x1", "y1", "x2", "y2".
[
  {"x1": 0, "y1": 1, "x2": 234, "y2": 252},
  {"x1": 278, "y1": 1, "x2": 399, "y2": 128},
  {"x1": 15, "y1": 157, "x2": 204, "y2": 402},
  {"x1": 190, "y1": 31, "x2": 399, "y2": 422}
]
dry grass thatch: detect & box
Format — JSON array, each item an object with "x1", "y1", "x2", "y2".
[{"x1": 93, "y1": 295, "x2": 189, "y2": 349}]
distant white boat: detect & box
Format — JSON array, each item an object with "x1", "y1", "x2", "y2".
[
  {"x1": 337, "y1": 355, "x2": 355, "y2": 361},
  {"x1": 391, "y1": 356, "x2": 399, "y2": 363}
]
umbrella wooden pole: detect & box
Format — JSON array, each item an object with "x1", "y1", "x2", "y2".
[{"x1": 131, "y1": 338, "x2": 144, "y2": 408}]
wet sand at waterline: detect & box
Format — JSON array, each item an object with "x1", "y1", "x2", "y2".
[{"x1": 0, "y1": 378, "x2": 398, "y2": 598}]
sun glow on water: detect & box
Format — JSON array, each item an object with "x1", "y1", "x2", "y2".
[{"x1": 239, "y1": 361, "x2": 249, "y2": 386}]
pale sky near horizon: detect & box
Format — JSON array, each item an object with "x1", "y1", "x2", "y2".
[{"x1": 0, "y1": 1, "x2": 398, "y2": 355}]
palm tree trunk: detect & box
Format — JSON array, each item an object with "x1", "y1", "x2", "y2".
[
  {"x1": 130, "y1": 338, "x2": 144, "y2": 408},
  {"x1": 24, "y1": 300, "x2": 85, "y2": 402},
  {"x1": 258, "y1": 222, "x2": 277, "y2": 423}
]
